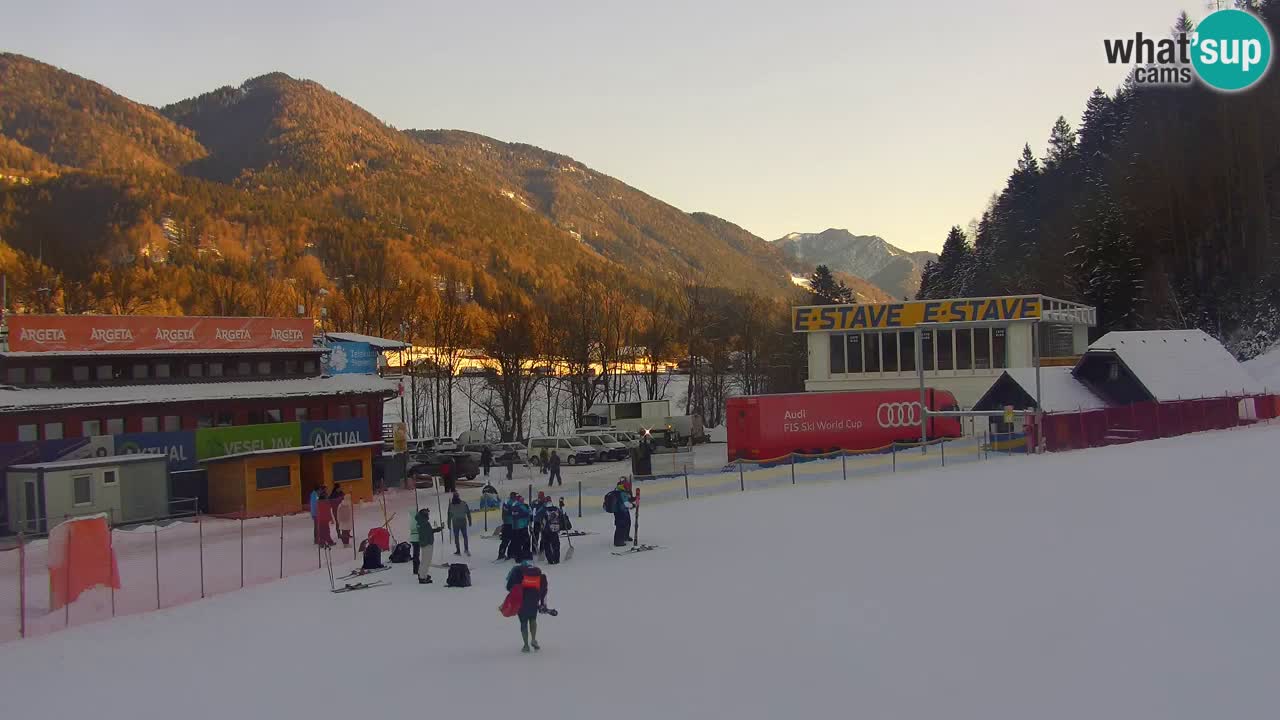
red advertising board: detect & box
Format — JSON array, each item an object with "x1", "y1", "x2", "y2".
[
  {"x1": 726, "y1": 388, "x2": 963, "y2": 460},
  {"x1": 7, "y1": 316, "x2": 314, "y2": 352}
]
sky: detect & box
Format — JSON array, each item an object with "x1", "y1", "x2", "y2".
[{"x1": 2, "y1": 0, "x2": 1201, "y2": 252}]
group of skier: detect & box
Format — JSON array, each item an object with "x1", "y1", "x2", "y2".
[{"x1": 496, "y1": 490, "x2": 569, "y2": 564}]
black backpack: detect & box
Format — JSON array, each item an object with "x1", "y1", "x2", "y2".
[
  {"x1": 389, "y1": 542, "x2": 412, "y2": 563},
  {"x1": 546, "y1": 508, "x2": 561, "y2": 533},
  {"x1": 603, "y1": 490, "x2": 619, "y2": 513},
  {"x1": 446, "y1": 563, "x2": 471, "y2": 588}
]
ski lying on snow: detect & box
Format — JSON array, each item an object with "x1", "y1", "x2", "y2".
[
  {"x1": 560, "y1": 531, "x2": 594, "y2": 537},
  {"x1": 332, "y1": 580, "x2": 389, "y2": 593},
  {"x1": 612, "y1": 544, "x2": 664, "y2": 556},
  {"x1": 338, "y1": 566, "x2": 391, "y2": 581}
]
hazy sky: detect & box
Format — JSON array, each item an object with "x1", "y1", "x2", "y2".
[{"x1": 4, "y1": 0, "x2": 1198, "y2": 251}]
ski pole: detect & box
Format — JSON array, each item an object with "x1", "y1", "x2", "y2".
[{"x1": 633, "y1": 488, "x2": 640, "y2": 548}]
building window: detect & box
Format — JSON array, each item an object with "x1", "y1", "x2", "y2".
[
  {"x1": 96, "y1": 365, "x2": 113, "y2": 381},
  {"x1": 332, "y1": 459, "x2": 364, "y2": 483},
  {"x1": 257, "y1": 361, "x2": 272, "y2": 376},
  {"x1": 17, "y1": 424, "x2": 37, "y2": 442},
  {"x1": 956, "y1": 329, "x2": 972, "y2": 370},
  {"x1": 354, "y1": 404, "x2": 368, "y2": 418},
  {"x1": 44, "y1": 422, "x2": 63, "y2": 440},
  {"x1": 898, "y1": 332, "x2": 916, "y2": 372},
  {"x1": 936, "y1": 329, "x2": 954, "y2": 371},
  {"x1": 197, "y1": 414, "x2": 214, "y2": 429},
  {"x1": 845, "y1": 334, "x2": 863, "y2": 373},
  {"x1": 6, "y1": 367, "x2": 26, "y2": 384},
  {"x1": 155, "y1": 363, "x2": 171, "y2": 379},
  {"x1": 921, "y1": 331, "x2": 935, "y2": 371},
  {"x1": 974, "y1": 328, "x2": 992, "y2": 370},
  {"x1": 33, "y1": 367, "x2": 52, "y2": 384},
  {"x1": 73, "y1": 475, "x2": 93, "y2": 506},
  {"x1": 106, "y1": 418, "x2": 125, "y2": 435},
  {"x1": 103, "y1": 470, "x2": 117, "y2": 486},
  {"x1": 337, "y1": 405, "x2": 352, "y2": 420},
  {"x1": 132, "y1": 364, "x2": 149, "y2": 380},
  {"x1": 237, "y1": 361, "x2": 251, "y2": 376},
  {"x1": 266, "y1": 409, "x2": 283, "y2": 423},
  {"x1": 141, "y1": 416, "x2": 160, "y2": 433},
  {"x1": 83, "y1": 420, "x2": 102, "y2": 437},
  {"x1": 828, "y1": 335, "x2": 845, "y2": 376},
  {"x1": 285, "y1": 359, "x2": 300, "y2": 374},
  {"x1": 216, "y1": 411, "x2": 233, "y2": 427},
  {"x1": 255, "y1": 465, "x2": 292, "y2": 491},
  {"x1": 209, "y1": 362, "x2": 223, "y2": 378},
  {"x1": 992, "y1": 329, "x2": 1007, "y2": 369},
  {"x1": 164, "y1": 415, "x2": 181, "y2": 432},
  {"x1": 295, "y1": 407, "x2": 309, "y2": 423},
  {"x1": 188, "y1": 363, "x2": 204, "y2": 379},
  {"x1": 863, "y1": 333, "x2": 881, "y2": 373},
  {"x1": 73, "y1": 366, "x2": 90, "y2": 382},
  {"x1": 882, "y1": 331, "x2": 899, "y2": 372},
  {"x1": 303, "y1": 359, "x2": 317, "y2": 374}
]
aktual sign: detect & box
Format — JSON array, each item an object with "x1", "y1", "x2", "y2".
[
  {"x1": 7, "y1": 315, "x2": 315, "y2": 352},
  {"x1": 303, "y1": 419, "x2": 370, "y2": 449},
  {"x1": 195, "y1": 423, "x2": 302, "y2": 460},
  {"x1": 792, "y1": 296, "x2": 1041, "y2": 333},
  {"x1": 117, "y1": 431, "x2": 197, "y2": 471}
]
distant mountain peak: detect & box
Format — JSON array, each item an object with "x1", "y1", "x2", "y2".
[{"x1": 774, "y1": 230, "x2": 937, "y2": 300}]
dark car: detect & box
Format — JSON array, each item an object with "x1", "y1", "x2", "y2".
[{"x1": 408, "y1": 452, "x2": 480, "y2": 487}]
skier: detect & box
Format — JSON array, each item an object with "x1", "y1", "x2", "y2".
[
  {"x1": 415, "y1": 508, "x2": 443, "y2": 584},
  {"x1": 497, "y1": 492, "x2": 517, "y2": 560},
  {"x1": 541, "y1": 504, "x2": 563, "y2": 564},
  {"x1": 510, "y1": 494, "x2": 533, "y2": 562},
  {"x1": 605, "y1": 479, "x2": 635, "y2": 547},
  {"x1": 505, "y1": 560, "x2": 548, "y2": 653},
  {"x1": 447, "y1": 491, "x2": 473, "y2": 557},
  {"x1": 530, "y1": 492, "x2": 547, "y2": 555},
  {"x1": 480, "y1": 483, "x2": 501, "y2": 510},
  {"x1": 440, "y1": 459, "x2": 455, "y2": 493},
  {"x1": 409, "y1": 506, "x2": 424, "y2": 575},
  {"x1": 539, "y1": 447, "x2": 549, "y2": 474},
  {"x1": 547, "y1": 450, "x2": 562, "y2": 487},
  {"x1": 480, "y1": 445, "x2": 493, "y2": 477},
  {"x1": 313, "y1": 486, "x2": 335, "y2": 548},
  {"x1": 330, "y1": 486, "x2": 352, "y2": 547}
]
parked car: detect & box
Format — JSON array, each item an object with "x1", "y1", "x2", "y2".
[
  {"x1": 408, "y1": 452, "x2": 480, "y2": 486},
  {"x1": 527, "y1": 436, "x2": 596, "y2": 466},
  {"x1": 494, "y1": 441, "x2": 529, "y2": 466},
  {"x1": 580, "y1": 433, "x2": 628, "y2": 461}
]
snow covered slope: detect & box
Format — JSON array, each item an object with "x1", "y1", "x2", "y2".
[
  {"x1": 1244, "y1": 342, "x2": 1280, "y2": 390},
  {"x1": 3, "y1": 426, "x2": 1279, "y2": 719}
]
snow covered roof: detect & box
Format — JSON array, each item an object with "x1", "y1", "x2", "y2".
[
  {"x1": 984, "y1": 367, "x2": 1110, "y2": 413},
  {"x1": 324, "y1": 333, "x2": 409, "y2": 351},
  {"x1": 1083, "y1": 330, "x2": 1266, "y2": 401},
  {"x1": 0, "y1": 374, "x2": 399, "y2": 413},
  {"x1": 9, "y1": 453, "x2": 166, "y2": 471},
  {"x1": 1244, "y1": 343, "x2": 1280, "y2": 391}
]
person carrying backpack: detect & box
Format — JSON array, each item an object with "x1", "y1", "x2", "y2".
[
  {"x1": 480, "y1": 445, "x2": 493, "y2": 477},
  {"x1": 447, "y1": 491, "x2": 473, "y2": 557},
  {"x1": 415, "y1": 508, "x2": 443, "y2": 584},
  {"x1": 547, "y1": 450, "x2": 562, "y2": 487},
  {"x1": 541, "y1": 505, "x2": 563, "y2": 564},
  {"x1": 530, "y1": 492, "x2": 547, "y2": 555},
  {"x1": 498, "y1": 492, "x2": 517, "y2": 561},
  {"x1": 604, "y1": 479, "x2": 635, "y2": 547},
  {"x1": 504, "y1": 560, "x2": 548, "y2": 653}
]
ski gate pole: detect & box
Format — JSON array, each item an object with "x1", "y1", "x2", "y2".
[{"x1": 633, "y1": 488, "x2": 640, "y2": 548}]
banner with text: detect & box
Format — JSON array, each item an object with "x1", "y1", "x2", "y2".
[
  {"x1": 195, "y1": 423, "x2": 302, "y2": 460},
  {"x1": 8, "y1": 315, "x2": 315, "y2": 352},
  {"x1": 323, "y1": 341, "x2": 378, "y2": 375},
  {"x1": 792, "y1": 296, "x2": 1042, "y2": 333},
  {"x1": 116, "y1": 432, "x2": 198, "y2": 471},
  {"x1": 302, "y1": 419, "x2": 371, "y2": 449}
]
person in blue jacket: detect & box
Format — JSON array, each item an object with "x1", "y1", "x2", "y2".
[
  {"x1": 510, "y1": 494, "x2": 533, "y2": 562},
  {"x1": 606, "y1": 480, "x2": 635, "y2": 547}
]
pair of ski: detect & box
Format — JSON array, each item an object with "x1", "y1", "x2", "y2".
[
  {"x1": 332, "y1": 580, "x2": 388, "y2": 593},
  {"x1": 326, "y1": 546, "x2": 391, "y2": 593},
  {"x1": 337, "y1": 565, "x2": 391, "y2": 581},
  {"x1": 612, "y1": 543, "x2": 664, "y2": 556}
]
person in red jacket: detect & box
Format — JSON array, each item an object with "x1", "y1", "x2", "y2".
[{"x1": 505, "y1": 560, "x2": 548, "y2": 652}]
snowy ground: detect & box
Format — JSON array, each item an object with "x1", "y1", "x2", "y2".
[{"x1": 3, "y1": 426, "x2": 1279, "y2": 719}]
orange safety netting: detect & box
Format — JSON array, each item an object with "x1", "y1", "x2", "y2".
[{"x1": 48, "y1": 515, "x2": 120, "y2": 611}]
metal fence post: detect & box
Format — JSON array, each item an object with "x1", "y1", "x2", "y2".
[
  {"x1": 577, "y1": 481, "x2": 582, "y2": 519},
  {"x1": 941, "y1": 441, "x2": 946, "y2": 467},
  {"x1": 892, "y1": 444, "x2": 897, "y2": 472},
  {"x1": 109, "y1": 509, "x2": 116, "y2": 617},
  {"x1": 279, "y1": 514, "x2": 285, "y2": 579},
  {"x1": 198, "y1": 512, "x2": 205, "y2": 600},
  {"x1": 17, "y1": 529, "x2": 25, "y2": 639},
  {"x1": 239, "y1": 514, "x2": 245, "y2": 589},
  {"x1": 64, "y1": 515, "x2": 71, "y2": 627},
  {"x1": 684, "y1": 465, "x2": 690, "y2": 499},
  {"x1": 841, "y1": 451, "x2": 847, "y2": 481},
  {"x1": 154, "y1": 523, "x2": 161, "y2": 610},
  {"x1": 790, "y1": 454, "x2": 796, "y2": 485},
  {"x1": 738, "y1": 461, "x2": 745, "y2": 491}
]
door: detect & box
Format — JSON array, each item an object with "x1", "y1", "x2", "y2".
[{"x1": 24, "y1": 478, "x2": 46, "y2": 534}]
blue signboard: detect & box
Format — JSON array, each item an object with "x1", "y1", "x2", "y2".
[
  {"x1": 324, "y1": 341, "x2": 379, "y2": 375},
  {"x1": 116, "y1": 432, "x2": 197, "y2": 471},
  {"x1": 302, "y1": 419, "x2": 371, "y2": 449}
]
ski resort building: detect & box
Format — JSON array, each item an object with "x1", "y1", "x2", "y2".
[
  {"x1": 794, "y1": 295, "x2": 1097, "y2": 408},
  {"x1": 0, "y1": 315, "x2": 399, "y2": 534}
]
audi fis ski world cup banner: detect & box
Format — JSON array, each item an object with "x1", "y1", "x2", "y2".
[
  {"x1": 791, "y1": 296, "x2": 1041, "y2": 333},
  {"x1": 7, "y1": 315, "x2": 315, "y2": 352}
]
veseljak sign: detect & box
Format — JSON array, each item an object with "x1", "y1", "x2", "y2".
[{"x1": 7, "y1": 315, "x2": 315, "y2": 352}]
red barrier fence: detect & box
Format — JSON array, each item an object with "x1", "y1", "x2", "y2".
[{"x1": 1037, "y1": 395, "x2": 1274, "y2": 452}]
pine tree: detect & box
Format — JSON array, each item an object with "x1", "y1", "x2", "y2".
[
  {"x1": 806, "y1": 265, "x2": 851, "y2": 305},
  {"x1": 1045, "y1": 116, "x2": 1078, "y2": 169}
]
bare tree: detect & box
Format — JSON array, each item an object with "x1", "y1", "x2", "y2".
[{"x1": 473, "y1": 296, "x2": 548, "y2": 442}]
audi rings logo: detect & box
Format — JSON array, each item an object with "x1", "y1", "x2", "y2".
[{"x1": 877, "y1": 402, "x2": 922, "y2": 428}]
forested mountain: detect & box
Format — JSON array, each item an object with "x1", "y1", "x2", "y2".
[
  {"x1": 774, "y1": 229, "x2": 936, "y2": 300},
  {"x1": 0, "y1": 53, "x2": 796, "y2": 332},
  {"x1": 918, "y1": 4, "x2": 1280, "y2": 359}
]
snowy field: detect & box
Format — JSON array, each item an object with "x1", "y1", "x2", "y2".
[{"x1": 3, "y1": 426, "x2": 1279, "y2": 719}]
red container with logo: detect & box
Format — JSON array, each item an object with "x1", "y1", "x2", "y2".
[{"x1": 725, "y1": 388, "x2": 963, "y2": 460}]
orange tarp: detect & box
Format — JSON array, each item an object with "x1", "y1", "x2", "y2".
[{"x1": 48, "y1": 515, "x2": 120, "y2": 611}]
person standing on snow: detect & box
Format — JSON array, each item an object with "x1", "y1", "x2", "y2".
[
  {"x1": 541, "y1": 504, "x2": 563, "y2": 564},
  {"x1": 498, "y1": 491, "x2": 517, "y2": 561},
  {"x1": 547, "y1": 450, "x2": 563, "y2": 487},
  {"x1": 447, "y1": 491, "x2": 473, "y2": 557},
  {"x1": 415, "y1": 508, "x2": 443, "y2": 584},
  {"x1": 480, "y1": 445, "x2": 493, "y2": 477},
  {"x1": 605, "y1": 479, "x2": 635, "y2": 547},
  {"x1": 409, "y1": 506, "x2": 424, "y2": 575},
  {"x1": 529, "y1": 492, "x2": 547, "y2": 556},
  {"x1": 505, "y1": 560, "x2": 548, "y2": 653},
  {"x1": 504, "y1": 451, "x2": 515, "y2": 481},
  {"x1": 510, "y1": 494, "x2": 533, "y2": 562},
  {"x1": 539, "y1": 447, "x2": 549, "y2": 474}
]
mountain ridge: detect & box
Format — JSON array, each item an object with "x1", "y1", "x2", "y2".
[{"x1": 774, "y1": 228, "x2": 937, "y2": 300}]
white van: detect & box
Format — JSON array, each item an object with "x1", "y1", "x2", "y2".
[
  {"x1": 578, "y1": 432, "x2": 629, "y2": 461},
  {"x1": 527, "y1": 436, "x2": 596, "y2": 466}
]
